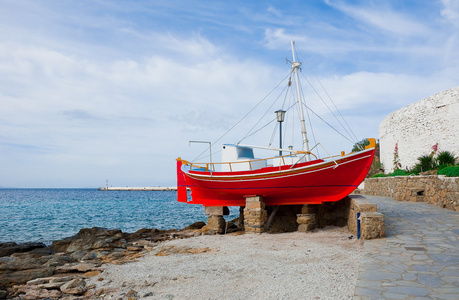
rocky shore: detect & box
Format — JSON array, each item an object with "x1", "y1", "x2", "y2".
[
  {"x1": 1, "y1": 221, "x2": 361, "y2": 299},
  {"x1": 0, "y1": 224, "x2": 206, "y2": 299}
]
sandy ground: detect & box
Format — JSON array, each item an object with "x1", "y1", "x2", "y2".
[{"x1": 86, "y1": 227, "x2": 362, "y2": 300}]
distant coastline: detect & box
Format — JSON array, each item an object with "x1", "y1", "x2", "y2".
[{"x1": 98, "y1": 186, "x2": 179, "y2": 191}]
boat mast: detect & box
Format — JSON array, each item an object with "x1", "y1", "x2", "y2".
[{"x1": 291, "y1": 40, "x2": 310, "y2": 161}]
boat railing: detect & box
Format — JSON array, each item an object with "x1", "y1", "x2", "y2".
[
  {"x1": 178, "y1": 138, "x2": 376, "y2": 172},
  {"x1": 177, "y1": 138, "x2": 376, "y2": 172},
  {"x1": 179, "y1": 151, "x2": 318, "y2": 172}
]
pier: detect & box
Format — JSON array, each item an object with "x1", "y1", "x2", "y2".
[{"x1": 98, "y1": 187, "x2": 178, "y2": 191}]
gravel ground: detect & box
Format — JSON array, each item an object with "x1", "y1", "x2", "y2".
[{"x1": 87, "y1": 227, "x2": 362, "y2": 300}]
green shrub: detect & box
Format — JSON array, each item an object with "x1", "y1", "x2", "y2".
[
  {"x1": 437, "y1": 164, "x2": 450, "y2": 170},
  {"x1": 372, "y1": 173, "x2": 387, "y2": 178},
  {"x1": 437, "y1": 166, "x2": 459, "y2": 177},
  {"x1": 352, "y1": 138, "x2": 370, "y2": 152},
  {"x1": 408, "y1": 166, "x2": 421, "y2": 174},
  {"x1": 417, "y1": 154, "x2": 436, "y2": 171},
  {"x1": 436, "y1": 151, "x2": 456, "y2": 166},
  {"x1": 388, "y1": 169, "x2": 409, "y2": 176}
]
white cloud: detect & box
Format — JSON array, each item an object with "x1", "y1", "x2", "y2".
[
  {"x1": 441, "y1": 0, "x2": 459, "y2": 26},
  {"x1": 324, "y1": 0, "x2": 432, "y2": 37}
]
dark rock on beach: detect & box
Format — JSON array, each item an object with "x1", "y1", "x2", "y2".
[
  {"x1": 0, "y1": 226, "x2": 200, "y2": 299},
  {"x1": 0, "y1": 242, "x2": 47, "y2": 257}
]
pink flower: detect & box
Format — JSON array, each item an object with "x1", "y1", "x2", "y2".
[{"x1": 430, "y1": 143, "x2": 438, "y2": 157}]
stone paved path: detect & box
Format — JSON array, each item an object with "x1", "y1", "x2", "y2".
[{"x1": 354, "y1": 195, "x2": 459, "y2": 299}]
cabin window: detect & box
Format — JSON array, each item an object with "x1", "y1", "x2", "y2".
[{"x1": 237, "y1": 147, "x2": 254, "y2": 159}]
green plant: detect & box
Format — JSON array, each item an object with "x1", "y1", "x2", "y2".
[
  {"x1": 351, "y1": 138, "x2": 370, "y2": 152},
  {"x1": 417, "y1": 154, "x2": 436, "y2": 171},
  {"x1": 436, "y1": 150, "x2": 456, "y2": 166},
  {"x1": 389, "y1": 169, "x2": 409, "y2": 176},
  {"x1": 437, "y1": 165, "x2": 459, "y2": 177},
  {"x1": 371, "y1": 173, "x2": 387, "y2": 178},
  {"x1": 372, "y1": 173, "x2": 387, "y2": 178},
  {"x1": 404, "y1": 166, "x2": 420, "y2": 175}
]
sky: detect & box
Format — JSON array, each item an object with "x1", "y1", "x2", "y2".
[{"x1": 1, "y1": 0, "x2": 458, "y2": 188}]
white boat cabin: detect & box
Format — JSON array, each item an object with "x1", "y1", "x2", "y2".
[{"x1": 221, "y1": 144, "x2": 267, "y2": 171}]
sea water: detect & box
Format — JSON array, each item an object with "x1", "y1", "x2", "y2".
[{"x1": 0, "y1": 189, "x2": 239, "y2": 245}]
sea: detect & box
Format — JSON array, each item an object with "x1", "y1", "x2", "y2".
[{"x1": 0, "y1": 188, "x2": 239, "y2": 245}]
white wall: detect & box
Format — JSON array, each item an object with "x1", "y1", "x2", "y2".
[{"x1": 379, "y1": 86, "x2": 459, "y2": 173}]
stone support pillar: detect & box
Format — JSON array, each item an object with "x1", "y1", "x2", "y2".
[
  {"x1": 238, "y1": 206, "x2": 245, "y2": 230},
  {"x1": 204, "y1": 206, "x2": 228, "y2": 234},
  {"x1": 297, "y1": 204, "x2": 317, "y2": 232},
  {"x1": 243, "y1": 196, "x2": 267, "y2": 233},
  {"x1": 360, "y1": 212, "x2": 385, "y2": 239}
]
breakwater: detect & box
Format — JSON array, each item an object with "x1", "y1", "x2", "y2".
[{"x1": 98, "y1": 186, "x2": 178, "y2": 191}]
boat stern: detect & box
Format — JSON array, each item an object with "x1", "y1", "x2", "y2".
[{"x1": 176, "y1": 158, "x2": 188, "y2": 203}]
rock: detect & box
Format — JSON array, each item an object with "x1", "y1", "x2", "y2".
[
  {"x1": 76, "y1": 262, "x2": 98, "y2": 272},
  {"x1": 0, "y1": 242, "x2": 47, "y2": 257},
  {"x1": 0, "y1": 266, "x2": 54, "y2": 289},
  {"x1": 126, "y1": 245, "x2": 143, "y2": 251},
  {"x1": 52, "y1": 227, "x2": 127, "y2": 255},
  {"x1": 126, "y1": 289, "x2": 138, "y2": 298},
  {"x1": 184, "y1": 221, "x2": 206, "y2": 230},
  {"x1": 84, "y1": 270, "x2": 101, "y2": 277},
  {"x1": 0, "y1": 290, "x2": 7, "y2": 299},
  {"x1": 55, "y1": 262, "x2": 99, "y2": 273},
  {"x1": 13, "y1": 285, "x2": 62, "y2": 299},
  {"x1": 60, "y1": 277, "x2": 86, "y2": 294},
  {"x1": 26, "y1": 276, "x2": 73, "y2": 286}
]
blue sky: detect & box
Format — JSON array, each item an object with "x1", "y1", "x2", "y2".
[{"x1": 1, "y1": 0, "x2": 458, "y2": 188}]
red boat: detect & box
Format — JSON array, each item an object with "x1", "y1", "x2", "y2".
[
  {"x1": 176, "y1": 42, "x2": 375, "y2": 207},
  {"x1": 177, "y1": 140, "x2": 375, "y2": 206}
]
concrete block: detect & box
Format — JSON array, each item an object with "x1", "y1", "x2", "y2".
[
  {"x1": 246, "y1": 201, "x2": 265, "y2": 210},
  {"x1": 205, "y1": 206, "x2": 229, "y2": 216},
  {"x1": 245, "y1": 195, "x2": 263, "y2": 203}
]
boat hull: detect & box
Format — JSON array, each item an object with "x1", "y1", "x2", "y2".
[{"x1": 177, "y1": 148, "x2": 375, "y2": 206}]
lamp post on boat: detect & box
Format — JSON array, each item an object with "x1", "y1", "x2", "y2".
[{"x1": 275, "y1": 109, "x2": 286, "y2": 156}]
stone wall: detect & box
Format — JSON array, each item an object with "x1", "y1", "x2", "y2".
[
  {"x1": 379, "y1": 86, "x2": 459, "y2": 173},
  {"x1": 364, "y1": 176, "x2": 459, "y2": 212}
]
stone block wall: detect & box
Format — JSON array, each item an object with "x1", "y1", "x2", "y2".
[
  {"x1": 360, "y1": 212, "x2": 385, "y2": 240},
  {"x1": 379, "y1": 86, "x2": 459, "y2": 173},
  {"x1": 347, "y1": 196, "x2": 377, "y2": 235},
  {"x1": 364, "y1": 176, "x2": 459, "y2": 212},
  {"x1": 347, "y1": 195, "x2": 385, "y2": 240},
  {"x1": 243, "y1": 196, "x2": 268, "y2": 233}
]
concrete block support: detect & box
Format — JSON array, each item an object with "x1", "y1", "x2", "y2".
[
  {"x1": 204, "y1": 206, "x2": 229, "y2": 216},
  {"x1": 205, "y1": 215, "x2": 226, "y2": 234},
  {"x1": 297, "y1": 204, "x2": 317, "y2": 232},
  {"x1": 204, "y1": 206, "x2": 229, "y2": 234},
  {"x1": 244, "y1": 196, "x2": 267, "y2": 234}
]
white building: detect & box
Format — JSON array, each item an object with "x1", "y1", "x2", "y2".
[{"x1": 379, "y1": 86, "x2": 459, "y2": 173}]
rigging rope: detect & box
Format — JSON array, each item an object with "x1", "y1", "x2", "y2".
[
  {"x1": 192, "y1": 72, "x2": 292, "y2": 162},
  {"x1": 238, "y1": 83, "x2": 289, "y2": 144},
  {"x1": 192, "y1": 46, "x2": 360, "y2": 162},
  {"x1": 295, "y1": 47, "x2": 359, "y2": 144},
  {"x1": 302, "y1": 101, "x2": 355, "y2": 144},
  {"x1": 298, "y1": 79, "x2": 320, "y2": 157}
]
